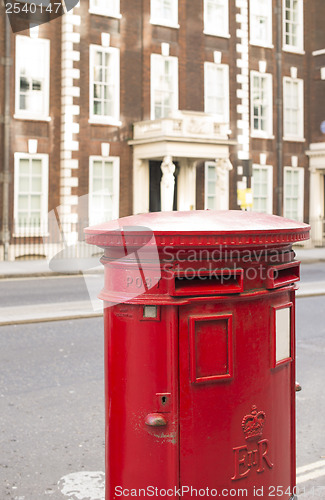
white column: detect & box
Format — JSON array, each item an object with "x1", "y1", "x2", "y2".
[
  {"x1": 60, "y1": 6, "x2": 81, "y2": 242},
  {"x1": 309, "y1": 166, "x2": 324, "y2": 244},
  {"x1": 133, "y1": 158, "x2": 149, "y2": 214},
  {"x1": 177, "y1": 159, "x2": 196, "y2": 211},
  {"x1": 215, "y1": 158, "x2": 233, "y2": 210},
  {"x1": 235, "y1": 0, "x2": 250, "y2": 162}
]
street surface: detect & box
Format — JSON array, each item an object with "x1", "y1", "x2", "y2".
[
  {"x1": 0, "y1": 276, "x2": 93, "y2": 307},
  {"x1": 0, "y1": 318, "x2": 105, "y2": 500},
  {"x1": 0, "y1": 263, "x2": 324, "y2": 499},
  {"x1": 299, "y1": 262, "x2": 325, "y2": 283},
  {"x1": 0, "y1": 262, "x2": 324, "y2": 308}
]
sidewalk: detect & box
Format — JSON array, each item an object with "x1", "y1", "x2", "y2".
[
  {"x1": 293, "y1": 246, "x2": 325, "y2": 263},
  {"x1": 0, "y1": 300, "x2": 103, "y2": 326},
  {"x1": 0, "y1": 256, "x2": 102, "y2": 279}
]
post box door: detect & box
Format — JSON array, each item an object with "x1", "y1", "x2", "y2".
[{"x1": 178, "y1": 295, "x2": 295, "y2": 499}]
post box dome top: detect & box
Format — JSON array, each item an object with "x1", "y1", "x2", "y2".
[{"x1": 84, "y1": 210, "x2": 310, "y2": 248}]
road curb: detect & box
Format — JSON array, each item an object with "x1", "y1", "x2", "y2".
[
  {"x1": 0, "y1": 311, "x2": 103, "y2": 326},
  {"x1": 0, "y1": 290, "x2": 324, "y2": 326},
  {"x1": 0, "y1": 300, "x2": 104, "y2": 326}
]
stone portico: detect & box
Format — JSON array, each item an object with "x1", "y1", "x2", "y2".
[{"x1": 129, "y1": 111, "x2": 235, "y2": 214}]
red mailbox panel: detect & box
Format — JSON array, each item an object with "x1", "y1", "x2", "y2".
[
  {"x1": 179, "y1": 290, "x2": 295, "y2": 498},
  {"x1": 104, "y1": 303, "x2": 179, "y2": 498}
]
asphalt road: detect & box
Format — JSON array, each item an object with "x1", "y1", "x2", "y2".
[
  {"x1": 0, "y1": 276, "x2": 93, "y2": 308},
  {"x1": 0, "y1": 318, "x2": 105, "y2": 500},
  {"x1": 0, "y1": 296, "x2": 324, "y2": 499},
  {"x1": 0, "y1": 262, "x2": 324, "y2": 309}
]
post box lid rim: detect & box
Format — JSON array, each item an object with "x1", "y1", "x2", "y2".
[{"x1": 84, "y1": 210, "x2": 310, "y2": 247}]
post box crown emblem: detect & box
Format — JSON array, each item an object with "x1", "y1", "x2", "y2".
[{"x1": 241, "y1": 405, "x2": 266, "y2": 441}]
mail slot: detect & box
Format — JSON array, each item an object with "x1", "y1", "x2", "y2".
[
  {"x1": 265, "y1": 262, "x2": 300, "y2": 289},
  {"x1": 85, "y1": 210, "x2": 310, "y2": 500},
  {"x1": 171, "y1": 269, "x2": 244, "y2": 296}
]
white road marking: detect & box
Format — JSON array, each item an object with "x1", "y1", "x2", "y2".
[
  {"x1": 58, "y1": 471, "x2": 104, "y2": 500},
  {"x1": 296, "y1": 466, "x2": 325, "y2": 484},
  {"x1": 296, "y1": 459, "x2": 325, "y2": 484},
  {"x1": 57, "y1": 463, "x2": 325, "y2": 498},
  {"x1": 297, "y1": 459, "x2": 325, "y2": 475}
]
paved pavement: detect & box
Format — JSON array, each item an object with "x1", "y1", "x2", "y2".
[{"x1": 0, "y1": 246, "x2": 324, "y2": 326}]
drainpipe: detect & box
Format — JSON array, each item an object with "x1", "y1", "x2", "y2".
[
  {"x1": 276, "y1": 0, "x2": 283, "y2": 216},
  {"x1": 140, "y1": 0, "x2": 144, "y2": 121},
  {"x1": 2, "y1": 15, "x2": 11, "y2": 260}
]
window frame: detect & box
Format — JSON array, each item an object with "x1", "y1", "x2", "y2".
[
  {"x1": 89, "y1": 44, "x2": 121, "y2": 126},
  {"x1": 204, "y1": 162, "x2": 218, "y2": 210},
  {"x1": 15, "y1": 35, "x2": 50, "y2": 121},
  {"x1": 89, "y1": 0, "x2": 121, "y2": 18},
  {"x1": 88, "y1": 156, "x2": 120, "y2": 226},
  {"x1": 252, "y1": 164, "x2": 273, "y2": 214},
  {"x1": 14, "y1": 153, "x2": 49, "y2": 236},
  {"x1": 150, "y1": 0, "x2": 179, "y2": 28},
  {"x1": 203, "y1": 0, "x2": 230, "y2": 38},
  {"x1": 150, "y1": 53, "x2": 179, "y2": 120},
  {"x1": 283, "y1": 166, "x2": 304, "y2": 221},
  {"x1": 283, "y1": 77, "x2": 304, "y2": 140},
  {"x1": 283, "y1": 0, "x2": 304, "y2": 53},
  {"x1": 250, "y1": 71, "x2": 273, "y2": 138},
  {"x1": 249, "y1": 0, "x2": 273, "y2": 47},
  {"x1": 204, "y1": 62, "x2": 230, "y2": 124},
  {"x1": 271, "y1": 303, "x2": 294, "y2": 368}
]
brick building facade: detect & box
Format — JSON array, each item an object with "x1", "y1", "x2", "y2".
[{"x1": 0, "y1": 0, "x2": 324, "y2": 259}]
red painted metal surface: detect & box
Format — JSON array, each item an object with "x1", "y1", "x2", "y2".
[{"x1": 85, "y1": 210, "x2": 310, "y2": 500}]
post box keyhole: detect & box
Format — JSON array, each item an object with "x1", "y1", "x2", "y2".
[{"x1": 156, "y1": 392, "x2": 171, "y2": 411}]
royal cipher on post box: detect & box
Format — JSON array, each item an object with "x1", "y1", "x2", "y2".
[{"x1": 85, "y1": 210, "x2": 310, "y2": 500}]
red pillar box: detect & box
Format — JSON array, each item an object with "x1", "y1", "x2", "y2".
[{"x1": 85, "y1": 210, "x2": 310, "y2": 500}]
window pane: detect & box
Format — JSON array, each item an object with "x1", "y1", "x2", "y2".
[
  {"x1": 252, "y1": 73, "x2": 270, "y2": 133},
  {"x1": 152, "y1": 55, "x2": 177, "y2": 119},
  {"x1": 31, "y1": 195, "x2": 41, "y2": 210},
  {"x1": 253, "y1": 166, "x2": 271, "y2": 213},
  {"x1": 284, "y1": 168, "x2": 302, "y2": 220},
  {"x1": 104, "y1": 178, "x2": 113, "y2": 192},
  {"x1": 91, "y1": 0, "x2": 119, "y2": 15},
  {"x1": 152, "y1": 0, "x2": 175, "y2": 22},
  {"x1": 19, "y1": 177, "x2": 29, "y2": 192},
  {"x1": 284, "y1": 0, "x2": 301, "y2": 49},
  {"x1": 93, "y1": 179, "x2": 102, "y2": 191},
  {"x1": 31, "y1": 177, "x2": 42, "y2": 192},
  {"x1": 204, "y1": 64, "x2": 227, "y2": 121},
  {"x1": 207, "y1": 196, "x2": 215, "y2": 209},
  {"x1": 32, "y1": 160, "x2": 42, "y2": 175},
  {"x1": 18, "y1": 195, "x2": 29, "y2": 210},
  {"x1": 90, "y1": 159, "x2": 117, "y2": 224},
  {"x1": 16, "y1": 156, "x2": 46, "y2": 229},
  {"x1": 205, "y1": 0, "x2": 227, "y2": 35},
  {"x1": 91, "y1": 47, "x2": 118, "y2": 119},
  {"x1": 17, "y1": 37, "x2": 48, "y2": 115},
  {"x1": 284, "y1": 79, "x2": 301, "y2": 137}
]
